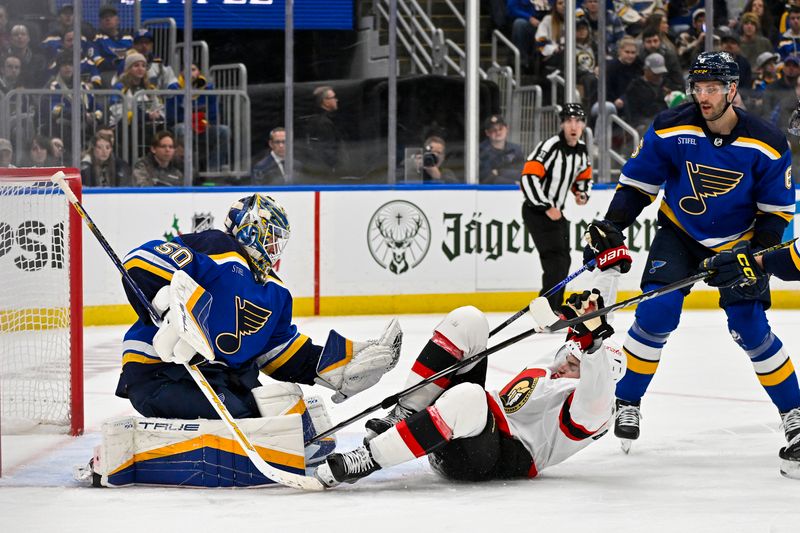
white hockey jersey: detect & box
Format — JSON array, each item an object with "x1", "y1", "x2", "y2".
[{"x1": 486, "y1": 346, "x2": 615, "y2": 476}]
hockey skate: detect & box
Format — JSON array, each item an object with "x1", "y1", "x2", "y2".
[
  {"x1": 614, "y1": 399, "x2": 641, "y2": 454},
  {"x1": 365, "y1": 403, "x2": 414, "y2": 442},
  {"x1": 314, "y1": 446, "x2": 381, "y2": 488},
  {"x1": 779, "y1": 408, "x2": 800, "y2": 479}
]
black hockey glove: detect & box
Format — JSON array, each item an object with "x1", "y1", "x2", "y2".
[
  {"x1": 701, "y1": 241, "x2": 765, "y2": 289},
  {"x1": 559, "y1": 289, "x2": 615, "y2": 353},
  {"x1": 583, "y1": 220, "x2": 632, "y2": 273}
]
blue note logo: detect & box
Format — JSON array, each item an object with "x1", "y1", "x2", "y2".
[
  {"x1": 679, "y1": 162, "x2": 743, "y2": 215},
  {"x1": 649, "y1": 260, "x2": 667, "y2": 274},
  {"x1": 215, "y1": 297, "x2": 271, "y2": 354},
  {"x1": 367, "y1": 201, "x2": 431, "y2": 275}
]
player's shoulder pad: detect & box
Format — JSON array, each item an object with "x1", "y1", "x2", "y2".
[
  {"x1": 734, "y1": 109, "x2": 790, "y2": 156},
  {"x1": 652, "y1": 102, "x2": 699, "y2": 133},
  {"x1": 177, "y1": 229, "x2": 242, "y2": 257}
]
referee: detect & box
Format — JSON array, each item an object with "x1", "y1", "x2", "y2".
[{"x1": 521, "y1": 103, "x2": 592, "y2": 310}]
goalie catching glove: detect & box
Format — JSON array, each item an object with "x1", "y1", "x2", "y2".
[
  {"x1": 559, "y1": 289, "x2": 614, "y2": 353},
  {"x1": 701, "y1": 240, "x2": 765, "y2": 289},
  {"x1": 583, "y1": 220, "x2": 632, "y2": 273},
  {"x1": 152, "y1": 270, "x2": 216, "y2": 364},
  {"x1": 315, "y1": 318, "x2": 403, "y2": 403}
]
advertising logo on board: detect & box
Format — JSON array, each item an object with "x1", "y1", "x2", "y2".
[{"x1": 367, "y1": 200, "x2": 431, "y2": 274}]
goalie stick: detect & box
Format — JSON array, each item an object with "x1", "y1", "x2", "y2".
[
  {"x1": 488, "y1": 259, "x2": 596, "y2": 338},
  {"x1": 306, "y1": 239, "x2": 795, "y2": 445},
  {"x1": 51, "y1": 172, "x2": 324, "y2": 492}
]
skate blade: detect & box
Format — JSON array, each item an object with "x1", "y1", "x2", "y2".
[
  {"x1": 620, "y1": 439, "x2": 632, "y2": 454},
  {"x1": 780, "y1": 458, "x2": 800, "y2": 480}
]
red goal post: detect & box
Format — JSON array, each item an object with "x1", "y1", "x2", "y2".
[{"x1": 0, "y1": 169, "x2": 83, "y2": 458}]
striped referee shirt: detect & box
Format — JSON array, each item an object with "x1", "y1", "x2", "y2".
[{"x1": 521, "y1": 131, "x2": 592, "y2": 211}]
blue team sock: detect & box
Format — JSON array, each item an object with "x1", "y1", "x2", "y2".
[
  {"x1": 616, "y1": 286, "x2": 684, "y2": 403},
  {"x1": 726, "y1": 301, "x2": 800, "y2": 413}
]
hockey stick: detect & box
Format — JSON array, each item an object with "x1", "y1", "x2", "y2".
[
  {"x1": 488, "y1": 259, "x2": 596, "y2": 338},
  {"x1": 307, "y1": 239, "x2": 794, "y2": 445},
  {"x1": 51, "y1": 172, "x2": 324, "y2": 492}
]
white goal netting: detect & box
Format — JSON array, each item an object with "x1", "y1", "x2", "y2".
[{"x1": 0, "y1": 175, "x2": 79, "y2": 434}]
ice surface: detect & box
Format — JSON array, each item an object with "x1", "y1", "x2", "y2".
[{"x1": 2, "y1": 311, "x2": 800, "y2": 533}]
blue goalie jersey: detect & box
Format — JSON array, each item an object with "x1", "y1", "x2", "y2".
[
  {"x1": 612, "y1": 103, "x2": 795, "y2": 251},
  {"x1": 116, "y1": 230, "x2": 321, "y2": 398}
]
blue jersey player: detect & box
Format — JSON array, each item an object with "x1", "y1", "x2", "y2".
[
  {"x1": 115, "y1": 193, "x2": 402, "y2": 425},
  {"x1": 583, "y1": 51, "x2": 800, "y2": 473}
]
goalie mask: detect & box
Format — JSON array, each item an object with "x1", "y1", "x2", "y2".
[{"x1": 225, "y1": 194, "x2": 290, "y2": 284}]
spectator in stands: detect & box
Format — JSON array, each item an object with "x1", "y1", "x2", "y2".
[
  {"x1": 93, "y1": 5, "x2": 133, "y2": 72},
  {"x1": 48, "y1": 52, "x2": 102, "y2": 150},
  {"x1": 613, "y1": 0, "x2": 665, "y2": 36},
  {"x1": 607, "y1": 36, "x2": 643, "y2": 115},
  {"x1": 624, "y1": 52, "x2": 669, "y2": 132},
  {"x1": 478, "y1": 114, "x2": 524, "y2": 184},
  {"x1": 639, "y1": 26, "x2": 684, "y2": 91},
  {"x1": 576, "y1": 0, "x2": 624, "y2": 55},
  {"x1": 252, "y1": 127, "x2": 302, "y2": 184},
  {"x1": 778, "y1": 6, "x2": 800, "y2": 60},
  {"x1": 765, "y1": 55, "x2": 800, "y2": 125},
  {"x1": 304, "y1": 85, "x2": 349, "y2": 179},
  {"x1": 43, "y1": 4, "x2": 74, "y2": 53},
  {"x1": 508, "y1": 0, "x2": 551, "y2": 74},
  {"x1": 80, "y1": 133, "x2": 131, "y2": 187},
  {"x1": 536, "y1": 0, "x2": 566, "y2": 73},
  {"x1": 0, "y1": 5, "x2": 10, "y2": 51},
  {"x1": 129, "y1": 29, "x2": 177, "y2": 89},
  {"x1": 0, "y1": 54, "x2": 21, "y2": 92},
  {"x1": 643, "y1": 12, "x2": 677, "y2": 55},
  {"x1": 167, "y1": 63, "x2": 230, "y2": 172},
  {"x1": 779, "y1": 0, "x2": 800, "y2": 33},
  {"x1": 48, "y1": 40, "x2": 103, "y2": 88},
  {"x1": 109, "y1": 52, "x2": 164, "y2": 128},
  {"x1": 7, "y1": 24, "x2": 47, "y2": 87},
  {"x1": 132, "y1": 130, "x2": 183, "y2": 187},
  {"x1": 741, "y1": 0, "x2": 779, "y2": 45},
  {"x1": 575, "y1": 16, "x2": 598, "y2": 108},
  {"x1": 753, "y1": 50, "x2": 780, "y2": 94},
  {"x1": 415, "y1": 135, "x2": 457, "y2": 183},
  {"x1": 720, "y1": 34, "x2": 753, "y2": 90},
  {"x1": 51, "y1": 137, "x2": 64, "y2": 164},
  {"x1": 676, "y1": 8, "x2": 707, "y2": 68},
  {"x1": 739, "y1": 12, "x2": 775, "y2": 69},
  {"x1": 0, "y1": 137, "x2": 13, "y2": 167},
  {"x1": 23, "y1": 135, "x2": 57, "y2": 167}
]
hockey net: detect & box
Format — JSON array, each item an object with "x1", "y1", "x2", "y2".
[{"x1": 0, "y1": 169, "x2": 83, "y2": 440}]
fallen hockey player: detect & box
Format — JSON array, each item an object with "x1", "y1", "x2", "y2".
[{"x1": 314, "y1": 288, "x2": 625, "y2": 487}]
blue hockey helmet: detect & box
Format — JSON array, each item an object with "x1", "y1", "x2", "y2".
[
  {"x1": 225, "y1": 194, "x2": 290, "y2": 283},
  {"x1": 687, "y1": 51, "x2": 740, "y2": 85}
]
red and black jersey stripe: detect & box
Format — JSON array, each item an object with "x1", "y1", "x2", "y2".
[
  {"x1": 558, "y1": 391, "x2": 598, "y2": 441},
  {"x1": 410, "y1": 335, "x2": 464, "y2": 389},
  {"x1": 396, "y1": 407, "x2": 453, "y2": 458}
]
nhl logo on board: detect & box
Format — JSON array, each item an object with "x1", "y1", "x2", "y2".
[{"x1": 367, "y1": 200, "x2": 431, "y2": 275}]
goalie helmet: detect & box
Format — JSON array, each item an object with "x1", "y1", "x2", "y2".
[{"x1": 225, "y1": 194, "x2": 290, "y2": 284}]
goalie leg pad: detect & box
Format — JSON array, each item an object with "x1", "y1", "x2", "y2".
[
  {"x1": 251, "y1": 383, "x2": 336, "y2": 466},
  {"x1": 90, "y1": 415, "x2": 306, "y2": 488},
  {"x1": 370, "y1": 383, "x2": 488, "y2": 469}
]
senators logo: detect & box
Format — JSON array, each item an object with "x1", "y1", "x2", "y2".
[
  {"x1": 679, "y1": 162, "x2": 743, "y2": 215},
  {"x1": 215, "y1": 297, "x2": 271, "y2": 354},
  {"x1": 500, "y1": 368, "x2": 547, "y2": 413}
]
